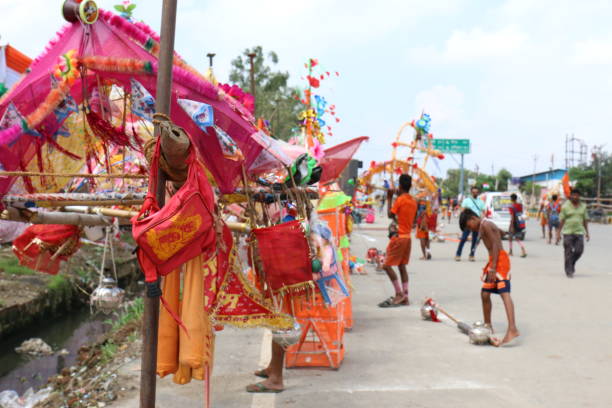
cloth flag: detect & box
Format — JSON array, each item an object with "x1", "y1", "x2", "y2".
[
  {"x1": 319, "y1": 136, "x2": 368, "y2": 184},
  {"x1": 130, "y1": 78, "x2": 156, "y2": 121},
  {"x1": 178, "y1": 98, "x2": 244, "y2": 161}
]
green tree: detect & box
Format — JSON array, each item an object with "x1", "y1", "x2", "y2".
[
  {"x1": 569, "y1": 166, "x2": 597, "y2": 196},
  {"x1": 569, "y1": 152, "x2": 612, "y2": 197},
  {"x1": 229, "y1": 46, "x2": 303, "y2": 141},
  {"x1": 520, "y1": 181, "x2": 542, "y2": 200},
  {"x1": 441, "y1": 168, "x2": 512, "y2": 197},
  {"x1": 496, "y1": 168, "x2": 513, "y2": 191}
]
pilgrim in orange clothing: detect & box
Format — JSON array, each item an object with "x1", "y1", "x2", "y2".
[{"x1": 379, "y1": 174, "x2": 417, "y2": 308}]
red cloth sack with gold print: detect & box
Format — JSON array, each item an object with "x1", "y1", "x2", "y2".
[{"x1": 132, "y1": 137, "x2": 216, "y2": 282}]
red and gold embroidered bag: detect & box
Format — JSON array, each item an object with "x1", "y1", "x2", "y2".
[{"x1": 132, "y1": 137, "x2": 216, "y2": 282}]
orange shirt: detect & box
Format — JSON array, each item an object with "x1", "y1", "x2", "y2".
[{"x1": 391, "y1": 193, "x2": 417, "y2": 235}]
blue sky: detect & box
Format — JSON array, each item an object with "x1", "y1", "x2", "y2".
[{"x1": 2, "y1": 0, "x2": 611, "y2": 179}]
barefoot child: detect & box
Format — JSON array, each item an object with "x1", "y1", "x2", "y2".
[
  {"x1": 460, "y1": 209, "x2": 520, "y2": 346},
  {"x1": 378, "y1": 174, "x2": 417, "y2": 307}
]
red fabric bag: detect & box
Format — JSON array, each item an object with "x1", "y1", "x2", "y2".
[
  {"x1": 13, "y1": 224, "x2": 80, "y2": 275},
  {"x1": 132, "y1": 138, "x2": 217, "y2": 283},
  {"x1": 252, "y1": 220, "x2": 313, "y2": 293}
]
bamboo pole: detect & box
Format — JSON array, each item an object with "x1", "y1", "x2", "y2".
[
  {"x1": 63, "y1": 206, "x2": 139, "y2": 219},
  {"x1": 34, "y1": 200, "x2": 143, "y2": 208},
  {"x1": 141, "y1": 0, "x2": 177, "y2": 406},
  {"x1": 1, "y1": 207, "x2": 112, "y2": 226},
  {"x1": 0, "y1": 171, "x2": 147, "y2": 179}
]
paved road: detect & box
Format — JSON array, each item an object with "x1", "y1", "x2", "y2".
[{"x1": 114, "y1": 216, "x2": 612, "y2": 407}]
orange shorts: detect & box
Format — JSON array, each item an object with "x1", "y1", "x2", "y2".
[
  {"x1": 416, "y1": 228, "x2": 428, "y2": 239},
  {"x1": 383, "y1": 236, "x2": 411, "y2": 266},
  {"x1": 481, "y1": 250, "x2": 511, "y2": 290}
]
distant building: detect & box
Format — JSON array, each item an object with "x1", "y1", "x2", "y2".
[
  {"x1": 517, "y1": 168, "x2": 567, "y2": 190},
  {"x1": 0, "y1": 44, "x2": 32, "y2": 96}
]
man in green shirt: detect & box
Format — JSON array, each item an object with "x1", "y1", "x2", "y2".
[{"x1": 559, "y1": 188, "x2": 590, "y2": 278}]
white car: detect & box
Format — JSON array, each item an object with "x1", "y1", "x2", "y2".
[{"x1": 479, "y1": 192, "x2": 526, "y2": 240}]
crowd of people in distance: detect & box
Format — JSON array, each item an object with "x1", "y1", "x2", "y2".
[{"x1": 375, "y1": 176, "x2": 591, "y2": 347}]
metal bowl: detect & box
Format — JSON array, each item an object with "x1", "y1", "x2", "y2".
[
  {"x1": 272, "y1": 320, "x2": 302, "y2": 348},
  {"x1": 420, "y1": 303, "x2": 436, "y2": 320},
  {"x1": 91, "y1": 277, "x2": 125, "y2": 314},
  {"x1": 468, "y1": 321, "x2": 492, "y2": 344}
]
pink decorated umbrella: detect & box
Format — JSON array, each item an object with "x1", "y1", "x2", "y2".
[{"x1": 0, "y1": 8, "x2": 263, "y2": 198}]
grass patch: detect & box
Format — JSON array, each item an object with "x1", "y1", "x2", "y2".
[
  {"x1": 0, "y1": 257, "x2": 35, "y2": 275},
  {"x1": 47, "y1": 274, "x2": 69, "y2": 291},
  {"x1": 106, "y1": 297, "x2": 144, "y2": 332},
  {"x1": 100, "y1": 340, "x2": 118, "y2": 363}
]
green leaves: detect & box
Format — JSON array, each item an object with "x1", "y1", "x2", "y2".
[{"x1": 229, "y1": 46, "x2": 302, "y2": 141}]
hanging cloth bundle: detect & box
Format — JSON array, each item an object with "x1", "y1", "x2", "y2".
[
  {"x1": 132, "y1": 136, "x2": 217, "y2": 283},
  {"x1": 251, "y1": 220, "x2": 314, "y2": 297}
]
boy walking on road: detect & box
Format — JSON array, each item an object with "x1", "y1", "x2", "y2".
[
  {"x1": 560, "y1": 188, "x2": 590, "y2": 278},
  {"x1": 547, "y1": 194, "x2": 562, "y2": 245},
  {"x1": 460, "y1": 209, "x2": 520, "y2": 347},
  {"x1": 455, "y1": 186, "x2": 485, "y2": 262},
  {"x1": 508, "y1": 193, "x2": 527, "y2": 257},
  {"x1": 378, "y1": 174, "x2": 417, "y2": 307}
]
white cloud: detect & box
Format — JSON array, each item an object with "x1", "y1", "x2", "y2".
[
  {"x1": 408, "y1": 26, "x2": 528, "y2": 64},
  {"x1": 571, "y1": 38, "x2": 612, "y2": 65},
  {"x1": 414, "y1": 85, "x2": 465, "y2": 124}
]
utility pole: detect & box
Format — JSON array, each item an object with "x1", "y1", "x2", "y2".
[
  {"x1": 458, "y1": 154, "x2": 465, "y2": 200},
  {"x1": 593, "y1": 145, "x2": 605, "y2": 206},
  {"x1": 274, "y1": 97, "x2": 280, "y2": 136},
  {"x1": 247, "y1": 52, "x2": 256, "y2": 111},
  {"x1": 206, "y1": 52, "x2": 215, "y2": 68},
  {"x1": 532, "y1": 155, "x2": 538, "y2": 206},
  {"x1": 141, "y1": 0, "x2": 177, "y2": 406},
  {"x1": 493, "y1": 163, "x2": 499, "y2": 191}
]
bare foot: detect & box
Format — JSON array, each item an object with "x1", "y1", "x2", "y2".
[
  {"x1": 499, "y1": 329, "x2": 520, "y2": 346},
  {"x1": 489, "y1": 336, "x2": 502, "y2": 347},
  {"x1": 419, "y1": 256, "x2": 426, "y2": 260},
  {"x1": 254, "y1": 368, "x2": 269, "y2": 378}
]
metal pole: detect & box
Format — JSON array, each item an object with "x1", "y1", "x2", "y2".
[
  {"x1": 458, "y1": 154, "x2": 465, "y2": 200},
  {"x1": 532, "y1": 155, "x2": 537, "y2": 205},
  {"x1": 247, "y1": 53, "x2": 256, "y2": 110},
  {"x1": 140, "y1": 0, "x2": 177, "y2": 406},
  {"x1": 207, "y1": 52, "x2": 216, "y2": 68}
]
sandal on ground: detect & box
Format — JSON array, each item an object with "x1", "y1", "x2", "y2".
[
  {"x1": 254, "y1": 369, "x2": 268, "y2": 379},
  {"x1": 246, "y1": 382, "x2": 283, "y2": 393},
  {"x1": 378, "y1": 297, "x2": 402, "y2": 308}
]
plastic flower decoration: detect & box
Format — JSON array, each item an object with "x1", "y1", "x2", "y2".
[
  {"x1": 114, "y1": 1, "x2": 137, "y2": 20},
  {"x1": 54, "y1": 49, "x2": 80, "y2": 86}
]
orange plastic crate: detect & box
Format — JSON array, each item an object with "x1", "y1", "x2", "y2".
[
  {"x1": 342, "y1": 296, "x2": 353, "y2": 331},
  {"x1": 285, "y1": 295, "x2": 345, "y2": 369},
  {"x1": 318, "y1": 209, "x2": 346, "y2": 242}
]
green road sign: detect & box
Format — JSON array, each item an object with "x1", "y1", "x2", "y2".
[{"x1": 431, "y1": 138, "x2": 471, "y2": 154}]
